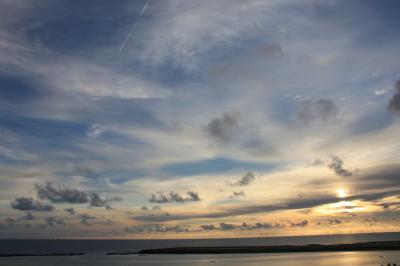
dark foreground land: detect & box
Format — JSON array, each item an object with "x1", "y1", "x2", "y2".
[
  {"x1": 114, "y1": 241, "x2": 400, "y2": 255},
  {"x1": 0, "y1": 252, "x2": 85, "y2": 257}
]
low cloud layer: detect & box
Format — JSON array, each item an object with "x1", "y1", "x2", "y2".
[
  {"x1": 328, "y1": 155, "x2": 352, "y2": 177},
  {"x1": 201, "y1": 222, "x2": 286, "y2": 231},
  {"x1": 124, "y1": 224, "x2": 188, "y2": 234},
  {"x1": 11, "y1": 197, "x2": 54, "y2": 212},
  {"x1": 149, "y1": 191, "x2": 201, "y2": 204}
]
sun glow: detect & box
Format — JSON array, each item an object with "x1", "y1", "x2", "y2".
[{"x1": 336, "y1": 188, "x2": 347, "y2": 199}]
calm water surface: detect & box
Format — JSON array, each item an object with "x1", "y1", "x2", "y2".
[{"x1": 1, "y1": 251, "x2": 400, "y2": 266}]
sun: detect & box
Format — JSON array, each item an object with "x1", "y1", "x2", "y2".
[{"x1": 336, "y1": 188, "x2": 347, "y2": 199}]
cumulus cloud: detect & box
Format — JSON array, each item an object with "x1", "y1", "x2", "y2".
[
  {"x1": 90, "y1": 193, "x2": 109, "y2": 208},
  {"x1": 149, "y1": 191, "x2": 201, "y2": 204},
  {"x1": 296, "y1": 98, "x2": 338, "y2": 123},
  {"x1": 86, "y1": 123, "x2": 106, "y2": 138},
  {"x1": 231, "y1": 171, "x2": 255, "y2": 186},
  {"x1": 35, "y1": 182, "x2": 111, "y2": 208},
  {"x1": 11, "y1": 197, "x2": 54, "y2": 211},
  {"x1": 206, "y1": 112, "x2": 239, "y2": 144},
  {"x1": 388, "y1": 80, "x2": 400, "y2": 115},
  {"x1": 328, "y1": 155, "x2": 352, "y2": 177},
  {"x1": 45, "y1": 216, "x2": 66, "y2": 227},
  {"x1": 36, "y1": 182, "x2": 89, "y2": 204}
]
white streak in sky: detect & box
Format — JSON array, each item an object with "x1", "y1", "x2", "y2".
[{"x1": 119, "y1": 0, "x2": 150, "y2": 51}]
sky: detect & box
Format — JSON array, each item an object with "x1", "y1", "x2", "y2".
[{"x1": 0, "y1": 0, "x2": 400, "y2": 239}]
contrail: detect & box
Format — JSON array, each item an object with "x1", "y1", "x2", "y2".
[{"x1": 119, "y1": 0, "x2": 151, "y2": 51}]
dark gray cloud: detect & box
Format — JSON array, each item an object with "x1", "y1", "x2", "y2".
[
  {"x1": 65, "y1": 208, "x2": 75, "y2": 215},
  {"x1": 4, "y1": 212, "x2": 36, "y2": 227},
  {"x1": 290, "y1": 220, "x2": 308, "y2": 227},
  {"x1": 149, "y1": 191, "x2": 201, "y2": 204},
  {"x1": 79, "y1": 213, "x2": 97, "y2": 226},
  {"x1": 296, "y1": 98, "x2": 338, "y2": 123},
  {"x1": 206, "y1": 112, "x2": 239, "y2": 144},
  {"x1": 328, "y1": 155, "x2": 352, "y2": 177},
  {"x1": 229, "y1": 190, "x2": 245, "y2": 199},
  {"x1": 231, "y1": 171, "x2": 255, "y2": 186},
  {"x1": 354, "y1": 164, "x2": 400, "y2": 190},
  {"x1": 200, "y1": 222, "x2": 284, "y2": 231},
  {"x1": 327, "y1": 219, "x2": 342, "y2": 225},
  {"x1": 388, "y1": 80, "x2": 400, "y2": 114},
  {"x1": 90, "y1": 193, "x2": 109, "y2": 208},
  {"x1": 124, "y1": 224, "x2": 188, "y2": 234},
  {"x1": 21, "y1": 212, "x2": 35, "y2": 221},
  {"x1": 378, "y1": 201, "x2": 400, "y2": 210},
  {"x1": 11, "y1": 197, "x2": 54, "y2": 211},
  {"x1": 45, "y1": 216, "x2": 66, "y2": 227},
  {"x1": 36, "y1": 182, "x2": 89, "y2": 203},
  {"x1": 35, "y1": 182, "x2": 112, "y2": 209}
]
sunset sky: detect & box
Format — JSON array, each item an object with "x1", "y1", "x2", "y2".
[{"x1": 1, "y1": 0, "x2": 400, "y2": 239}]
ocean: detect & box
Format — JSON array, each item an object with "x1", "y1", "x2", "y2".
[{"x1": 1, "y1": 232, "x2": 400, "y2": 265}]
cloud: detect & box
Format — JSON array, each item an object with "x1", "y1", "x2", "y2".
[
  {"x1": 200, "y1": 222, "x2": 283, "y2": 231},
  {"x1": 388, "y1": 80, "x2": 400, "y2": 115},
  {"x1": 65, "y1": 208, "x2": 75, "y2": 215},
  {"x1": 11, "y1": 197, "x2": 54, "y2": 211},
  {"x1": 4, "y1": 212, "x2": 36, "y2": 227},
  {"x1": 36, "y1": 182, "x2": 89, "y2": 204},
  {"x1": 35, "y1": 182, "x2": 111, "y2": 208},
  {"x1": 328, "y1": 155, "x2": 352, "y2": 177},
  {"x1": 149, "y1": 191, "x2": 201, "y2": 204},
  {"x1": 290, "y1": 220, "x2": 308, "y2": 227},
  {"x1": 135, "y1": 190, "x2": 400, "y2": 222},
  {"x1": 296, "y1": 98, "x2": 338, "y2": 123},
  {"x1": 79, "y1": 213, "x2": 97, "y2": 226},
  {"x1": 124, "y1": 224, "x2": 188, "y2": 234},
  {"x1": 231, "y1": 171, "x2": 255, "y2": 186},
  {"x1": 378, "y1": 201, "x2": 400, "y2": 210},
  {"x1": 21, "y1": 212, "x2": 35, "y2": 221},
  {"x1": 90, "y1": 193, "x2": 109, "y2": 208},
  {"x1": 86, "y1": 123, "x2": 106, "y2": 138},
  {"x1": 206, "y1": 112, "x2": 239, "y2": 144},
  {"x1": 45, "y1": 216, "x2": 66, "y2": 227},
  {"x1": 229, "y1": 190, "x2": 245, "y2": 199},
  {"x1": 136, "y1": 0, "x2": 308, "y2": 71}
]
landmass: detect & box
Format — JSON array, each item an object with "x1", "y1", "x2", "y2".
[
  {"x1": 0, "y1": 252, "x2": 85, "y2": 257},
  {"x1": 128, "y1": 241, "x2": 400, "y2": 255}
]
